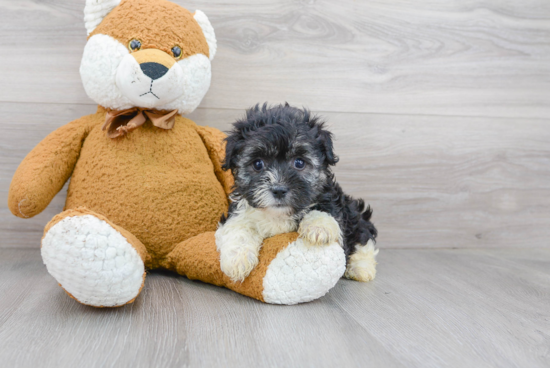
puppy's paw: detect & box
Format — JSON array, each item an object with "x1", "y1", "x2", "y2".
[
  {"x1": 219, "y1": 246, "x2": 259, "y2": 283},
  {"x1": 298, "y1": 210, "x2": 341, "y2": 246},
  {"x1": 344, "y1": 240, "x2": 378, "y2": 282}
]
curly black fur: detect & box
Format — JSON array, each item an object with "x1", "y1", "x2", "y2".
[{"x1": 221, "y1": 103, "x2": 377, "y2": 260}]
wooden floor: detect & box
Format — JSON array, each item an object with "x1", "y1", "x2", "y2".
[
  {"x1": 1, "y1": 248, "x2": 549, "y2": 368},
  {"x1": 1, "y1": 0, "x2": 549, "y2": 367}
]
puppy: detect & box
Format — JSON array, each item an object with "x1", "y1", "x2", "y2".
[{"x1": 216, "y1": 103, "x2": 378, "y2": 283}]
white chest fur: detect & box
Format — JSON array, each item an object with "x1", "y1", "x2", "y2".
[{"x1": 243, "y1": 205, "x2": 298, "y2": 238}]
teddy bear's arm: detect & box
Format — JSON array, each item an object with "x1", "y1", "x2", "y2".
[
  {"x1": 195, "y1": 125, "x2": 235, "y2": 197},
  {"x1": 8, "y1": 117, "x2": 93, "y2": 218}
]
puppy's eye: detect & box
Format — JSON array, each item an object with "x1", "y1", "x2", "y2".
[
  {"x1": 172, "y1": 46, "x2": 182, "y2": 59},
  {"x1": 128, "y1": 39, "x2": 142, "y2": 52},
  {"x1": 252, "y1": 159, "x2": 265, "y2": 172},
  {"x1": 294, "y1": 158, "x2": 306, "y2": 170}
]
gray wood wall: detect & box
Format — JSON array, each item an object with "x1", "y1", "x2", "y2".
[{"x1": 2, "y1": 0, "x2": 549, "y2": 249}]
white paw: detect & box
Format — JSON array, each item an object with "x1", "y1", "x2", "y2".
[
  {"x1": 263, "y1": 238, "x2": 346, "y2": 305},
  {"x1": 219, "y1": 246, "x2": 259, "y2": 283},
  {"x1": 298, "y1": 210, "x2": 342, "y2": 246},
  {"x1": 215, "y1": 218, "x2": 263, "y2": 283},
  {"x1": 41, "y1": 215, "x2": 145, "y2": 307},
  {"x1": 344, "y1": 240, "x2": 378, "y2": 282}
]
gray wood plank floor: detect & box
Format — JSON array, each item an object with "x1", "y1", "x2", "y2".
[{"x1": 0, "y1": 248, "x2": 548, "y2": 368}]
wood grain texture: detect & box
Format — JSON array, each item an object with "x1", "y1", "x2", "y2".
[
  {"x1": 0, "y1": 248, "x2": 548, "y2": 368},
  {"x1": 1, "y1": 1, "x2": 549, "y2": 367},
  {"x1": 3, "y1": 103, "x2": 549, "y2": 249},
  {"x1": 0, "y1": 0, "x2": 549, "y2": 117}
]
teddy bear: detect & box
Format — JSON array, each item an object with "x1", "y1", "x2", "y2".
[{"x1": 7, "y1": 0, "x2": 347, "y2": 307}]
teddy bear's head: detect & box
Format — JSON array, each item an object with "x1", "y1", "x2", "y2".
[{"x1": 80, "y1": 0, "x2": 216, "y2": 114}]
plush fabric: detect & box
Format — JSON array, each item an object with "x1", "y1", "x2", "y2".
[
  {"x1": 193, "y1": 10, "x2": 217, "y2": 60},
  {"x1": 62, "y1": 107, "x2": 229, "y2": 265},
  {"x1": 42, "y1": 208, "x2": 148, "y2": 307},
  {"x1": 90, "y1": 0, "x2": 210, "y2": 60},
  {"x1": 84, "y1": 0, "x2": 121, "y2": 36},
  {"x1": 195, "y1": 125, "x2": 235, "y2": 196},
  {"x1": 8, "y1": 117, "x2": 95, "y2": 218},
  {"x1": 8, "y1": 0, "x2": 346, "y2": 306}
]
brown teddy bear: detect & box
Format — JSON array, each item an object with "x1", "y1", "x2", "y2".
[{"x1": 8, "y1": 0, "x2": 346, "y2": 307}]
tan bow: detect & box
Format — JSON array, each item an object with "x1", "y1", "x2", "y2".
[{"x1": 102, "y1": 108, "x2": 179, "y2": 138}]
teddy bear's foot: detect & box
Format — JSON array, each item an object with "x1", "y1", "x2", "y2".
[
  {"x1": 344, "y1": 240, "x2": 378, "y2": 282},
  {"x1": 42, "y1": 209, "x2": 148, "y2": 307},
  {"x1": 165, "y1": 232, "x2": 346, "y2": 305},
  {"x1": 261, "y1": 237, "x2": 346, "y2": 304}
]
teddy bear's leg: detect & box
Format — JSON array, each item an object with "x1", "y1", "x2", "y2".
[
  {"x1": 41, "y1": 207, "x2": 151, "y2": 307},
  {"x1": 162, "y1": 231, "x2": 346, "y2": 305}
]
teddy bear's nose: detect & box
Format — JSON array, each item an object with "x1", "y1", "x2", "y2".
[{"x1": 140, "y1": 62, "x2": 169, "y2": 80}]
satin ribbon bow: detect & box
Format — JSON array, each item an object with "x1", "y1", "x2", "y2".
[{"x1": 102, "y1": 108, "x2": 179, "y2": 138}]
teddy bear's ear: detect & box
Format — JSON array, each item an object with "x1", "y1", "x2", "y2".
[
  {"x1": 194, "y1": 10, "x2": 217, "y2": 61},
  {"x1": 84, "y1": 0, "x2": 121, "y2": 36}
]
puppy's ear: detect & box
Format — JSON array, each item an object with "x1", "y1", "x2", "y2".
[
  {"x1": 318, "y1": 129, "x2": 339, "y2": 166},
  {"x1": 222, "y1": 132, "x2": 243, "y2": 171}
]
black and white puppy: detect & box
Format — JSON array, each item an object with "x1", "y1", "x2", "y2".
[{"x1": 216, "y1": 103, "x2": 378, "y2": 282}]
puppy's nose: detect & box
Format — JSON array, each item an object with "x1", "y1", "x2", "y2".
[
  {"x1": 271, "y1": 186, "x2": 288, "y2": 199},
  {"x1": 140, "y1": 62, "x2": 169, "y2": 80}
]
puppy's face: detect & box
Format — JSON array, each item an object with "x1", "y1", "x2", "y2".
[
  {"x1": 224, "y1": 104, "x2": 338, "y2": 215},
  {"x1": 234, "y1": 130, "x2": 324, "y2": 214}
]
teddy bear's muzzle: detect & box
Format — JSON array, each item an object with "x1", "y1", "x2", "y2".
[
  {"x1": 115, "y1": 49, "x2": 184, "y2": 109},
  {"x1": 133, "y1": 48, "x2": 175, "y2": 80}
]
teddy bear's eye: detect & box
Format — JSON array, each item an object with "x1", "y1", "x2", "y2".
[
  {"x1": 171, "y1": 46, "x2": 182, "y2": 59},
  {"x1": 128, "y1": 39, "x2": 142, "y2": 52}
]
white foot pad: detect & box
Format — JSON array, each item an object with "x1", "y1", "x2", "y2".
[
  {"x1": 262, "y1": 239, "x2": 346, "y2": 305},
  {"x1": 42, "y1": 215, "x2": 145, "y2": 307}
]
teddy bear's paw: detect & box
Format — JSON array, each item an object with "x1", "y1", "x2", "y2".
[
  {"x1": 262, "y1": 238, "x2": 346, "y2": 305},
  {"x1": 298, "y1": 210, "x2": 342, "y2": 246},
  {"x1": 344, "y1": 240, "x2": 379, "y2": 282},
  {"x1": 41, "y1": 215, "x2": 145, "y2": 307},
  {"x1": 219, "y1": 246, "x2": 260, "y2": 283}
]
